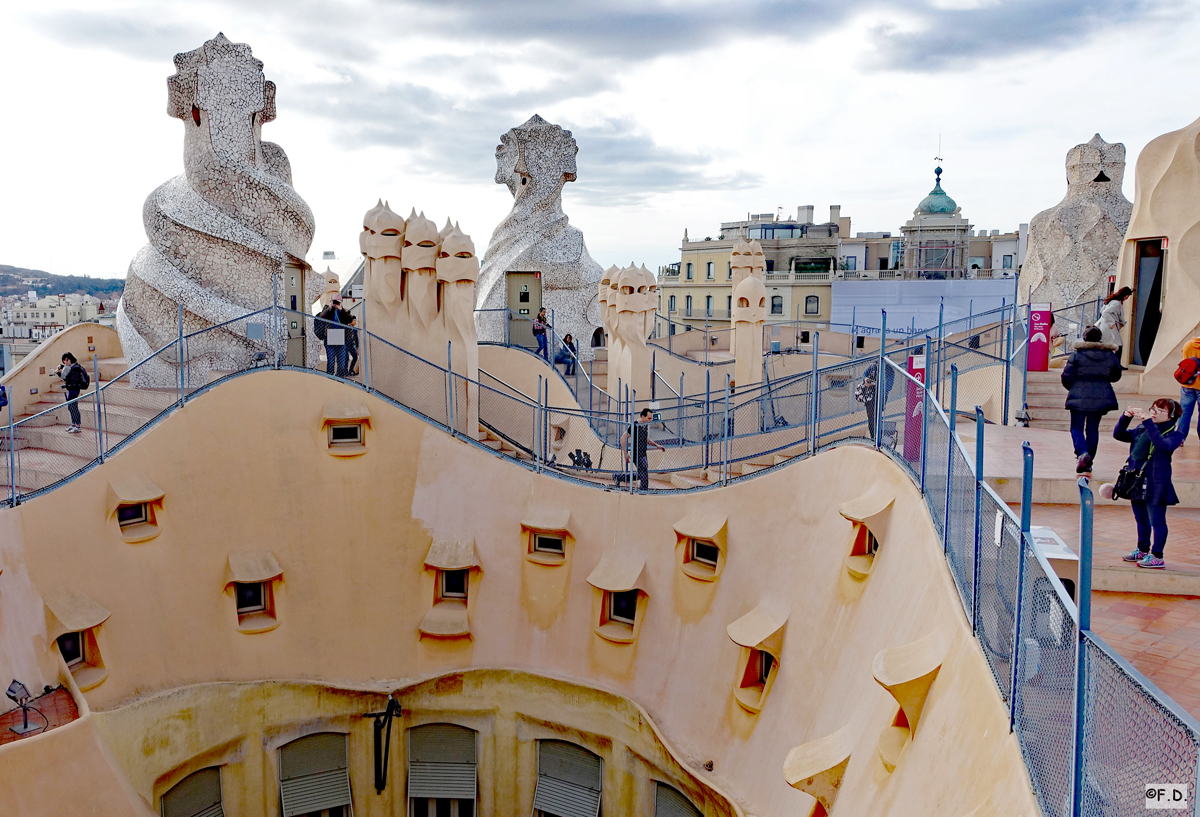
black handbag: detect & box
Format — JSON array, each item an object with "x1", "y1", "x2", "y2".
[{"x1": 1112, "y1": 461, "x2": 1149, "y2": 501}]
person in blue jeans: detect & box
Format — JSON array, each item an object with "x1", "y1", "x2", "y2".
[
  {"x1": 54, "y1": 352, "x2": 88, "y2": 433},
  {"x1": 1179, "y1": 336, "x2": 1200, "y2": 441},
  {"x1": 533, "y1": 307, "x2": 549, "y2": 360},
  {"x1": 1114, "y1": 399, "x2": 1184, "y2": 569},
  {"x1": 1061, "y1": 325, "x2": 1121, "y2": 474},
  {"x1": 554, "y1": 333, "x2": 577, "y2": 375}
]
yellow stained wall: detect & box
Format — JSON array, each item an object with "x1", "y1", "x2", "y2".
[{"x1": 0, "y1": 370, "x2": 1038, "y2": 816}]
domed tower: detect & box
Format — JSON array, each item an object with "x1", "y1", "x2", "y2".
[{"x1": 900, "y1": 167, "x2": 971, "y2": 278}]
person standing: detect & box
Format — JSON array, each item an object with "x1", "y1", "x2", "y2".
[
  {"x1": 346, "y1": 315, "x2": 360, "y2": 377},
  {"x1": 54, "y1": 352, "x2": 89, "y2": 434},
  {"x1": 1177, "y1": 336, "x2": 1200, "y2": 442},
  {"x1": 1097, "y1": 286, "x2": 1132, "y2": 367},
  {"x1": 317, "y1": 298, "x2": 348, "y2": 377},
  {"x1": 533, "y1": 307, "x2": 549, "y2": 360},
  {"x1": 857, "y1": 359, "x2": 894, "y2": 444},
  {"x1": 1061, "y1": 325, "x2": 1122, "y2": 473},
  {"x1": 1114, "y1": 399, "x2": 1184, "y2": 569},
  {"x1": 615, "y1": 407, "x2": 665, "y2": 490}
]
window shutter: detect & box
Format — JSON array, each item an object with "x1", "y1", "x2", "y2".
[
  {"x1": 408, "y1": 724, "x2": 478, "y2": 800},
  {"x1": 161, "y1": 767, "x2": 223, "y2": 817},
  {"x1": 532, "y1": 741, "x2": 602, "y2": 817},
  {"x1": 655, "y1": 783, "x2": 701, "y2": 817},
  {"x1": 279, "y1": 732, "x2": 351, "y2": 817}
]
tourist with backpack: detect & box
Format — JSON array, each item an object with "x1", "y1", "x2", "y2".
[
  {"x1": 54, "y1": 352, "x2": 89, "y2": 434},
  {"x1": 533, "y1": 307, "x2": 549, "y2": 360},
  {"x1": 1112, "y1": 398, "x2": 1184, "y2": 569},
  {"x1": 316, "y1": 298, "x2": 350, "y2": 377},
  {"x1": 1176, "y1": 336, "x2": 1200, "y2": 442},
  {"x1": 1097, "y1": 286, "x2": 1132, "y2": 367},
  {"x1": 1061, "y1": 325, "x2": 1122, "y2": 473}
]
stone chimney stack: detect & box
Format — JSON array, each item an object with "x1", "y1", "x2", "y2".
[
  {"x1": 798, "y1": 205, "x2": 814, "y2": 224},
  {"x1": 829, "y1": 205, "x2": 841, "y2": 224}
]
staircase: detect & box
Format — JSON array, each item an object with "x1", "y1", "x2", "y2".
[
  {"x1": 1025, "y1": 369, "x2": 1178, "y2": 432},
  {"x1": 1, "y1": 358, "x2": 178, "y2": 495}
]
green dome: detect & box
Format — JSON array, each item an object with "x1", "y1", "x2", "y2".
[{"x1": 917, "y1": 167, "x2": 957, "y2": 214}]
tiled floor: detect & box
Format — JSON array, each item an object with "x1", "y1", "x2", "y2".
[
  {"x1": 959, "y1": 423, "x2": 1200, "y2": 484},
  {"x1": 1091, "y1": 592, "x2": 1200, "y2": 719},
  {"x1": 1027, "y1": 503, "x2": 1200, "y2": 572},
  {"x1": 0, "y1": 687, "x2": 78, "y2": 746}
]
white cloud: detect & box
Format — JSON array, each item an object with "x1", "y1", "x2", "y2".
[{"x1": 0, "y1": 0, "x2": 1195, "y2": 277}]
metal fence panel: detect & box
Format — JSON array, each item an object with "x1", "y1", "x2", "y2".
[
  {"x1": 1013, "y1": 547, "x2": 1077, "y2": 817},
  {"x1": 1078, "y1": 633, "x2": 1200, "y2": 816},
  {"x1": 975, "y1": 485, "x2": 1023, "y2": 699}
]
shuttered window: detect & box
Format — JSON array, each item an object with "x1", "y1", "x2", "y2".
[
  {"x1": 532, "y1": 740, "x2": 602, "y2": 817},
  {"x1": 408, "y1": 724, "x2": 478, "y2": 801},
  {"x1": 279, "y1": 732, "x2": 352, "y2": 817},
  {"x1": 655, "y1": 783, "x2": 701, "y2": 817},
  {"x1": 162, "y1": 767, "x2": 223, "y2": 817}
]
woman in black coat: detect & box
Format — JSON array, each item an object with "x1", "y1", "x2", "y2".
[
  {"x1": 1061, "y1": 325, "x2": 1121, "y2": 473},
  {"x1": 1113, "y1": 398, "x2": 1184, "y2": 568}
]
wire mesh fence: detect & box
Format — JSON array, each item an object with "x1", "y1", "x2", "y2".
[
  {"x1": 1078, "y1": 633, "x2": 1200, "y2": 816},
  {"x1": 976, "y1": 484, "x2": 1024, "y2": 701},
  {"x1": 944, "y1": 436, "x2": 978, "y2": 616},
  {"x1": 1013, "y1": 547, "x2": 1078, "y2": 817}
]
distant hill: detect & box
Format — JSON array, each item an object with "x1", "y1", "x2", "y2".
[{"x1": 0, "y1": 265, "x2": 125, "y2": 300}]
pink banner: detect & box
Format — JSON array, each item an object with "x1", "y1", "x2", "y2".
[
  {"x1": 904, "y1": 354, "x2": 926, "y2": 461},
  {"x1": 1029, "y1": 304, "x2": 1052, "y2": 372}
]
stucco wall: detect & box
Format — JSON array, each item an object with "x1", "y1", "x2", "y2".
[{"x1": 0, "y1": 370, "x2": 1037, "y2": 816}]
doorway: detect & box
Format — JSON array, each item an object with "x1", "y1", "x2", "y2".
[
  {"x1": 1131, "y1": 239, "x2": 1165, "y2": 366},
  {"x1": 506, "y1": 271, "x2": 541, "y2": 348},
  {"x1": 283, "y1": 264, "x2": 306, "y2": 366}
]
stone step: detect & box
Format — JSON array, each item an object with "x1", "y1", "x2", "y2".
[
  {"x1": 0, "y1": 448, "x2": 95, "y2": 490},
  {"x1": 670, "y1": 472, "x2": 713, "y2": 489},
  {"x1": 591, "y1": 348, "x2": 608, "y2": 362},
  {"x1": 11, "y1": 424, "x2": 126, "y2": 457}
]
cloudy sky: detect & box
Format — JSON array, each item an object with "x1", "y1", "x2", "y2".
[{"x1": 1, "y1": 0, "x2": 1197, "y2": 279}]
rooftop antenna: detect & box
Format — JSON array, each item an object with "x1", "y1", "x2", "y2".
[{"x1": 935, "y1": 133, "x2": 943, "y2": 166}]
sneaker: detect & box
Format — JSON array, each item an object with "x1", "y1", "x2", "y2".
[
  {"x1": 1123, "y1": 548, "x2": 1148, "y2": 562},
  {"x1": 1076, "y1": 453, "x2": 1092, "y2": 474},
  {"x1": 65, "y1": 426, "x2": 80, "y2": 434},
  {"x1": 1138, "y1": 553, "x2": 1166, "y2": 569}
]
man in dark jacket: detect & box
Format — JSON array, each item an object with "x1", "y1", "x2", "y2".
[
  {"x1": 1061, "y1": 326, "x2": 1121, "y2": 473},
  {"x1": 316, "y1": 298, "x2": 352, "y2": 377}
]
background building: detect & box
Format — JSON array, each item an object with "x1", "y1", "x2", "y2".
[{"x1": 659, "y1": 170, "x2": 1027, "y2": 331}]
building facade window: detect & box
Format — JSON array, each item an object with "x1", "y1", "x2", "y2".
[
  {"x1": 685, "y1": 263, "x2": 693, "y2": 280},
  {"x1": 668, "y1": 295, "x2": 676, "y2": 313},
  {"x1": 726, "y1": 295, "x2": 732, "y2": 313},
  {"x1": 161, "y1": 767, "x2": 224, "y2": 817},
  {"x1": 771, "y1": 296, "x2": 783, "y2": 315},
  {"x1": 685, "y1": 295, "x2": 692, "y2": 314},
  {"x1": 1002, "y1": 255, "x2": 1013, "y2": 269},
  {"x1": 765, "y1": 260, "x2": 774, "y2": 273},
  {"x1": 844, "y1": 256, "x2": 857, "y2": 271},
  {"x1": 805, "y1": 295, "x2": 820, "y2": 315},
  {"x1": 706, "y1": 261, "x2": 714, "y2": 280},
  {"x1": 705, "y1": 295, "x2": 713, "y2": 316},
  {"x1": 726, "y1": 262, "x2": 732, "y2": 280}
]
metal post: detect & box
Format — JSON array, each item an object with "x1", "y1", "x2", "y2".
[
  {"x1": 810, "y1": 331, "x2": 820, "y2": 452},
  {"x1": 704, "y1": 369, "x2": 711, "y2": 470},
  {"x1": 1003, "y1": 324, "x2": 1013, "y2": 425},
  {"x1": 1010, "y1": 441, "x2": 1034, "y2": 731},
  {"x1": 272, "y1": 272, "x2": 279, "y2": 369},
  {"x1": 7, "y1": 397, "x2": 15, "y2": 507},
  {"x1": 651, "y1": 351, "x2": 656, "y2": 401},
  {"x1": 972, "y1": 406, "x2": 985, "y2": 634},
  {"x1": 678, "y1": 373, "x2": 684, "y2": 447},
  {"x1": 920, "y1": 336, "x2": 931, "y2": 492},
  {"x1": 534, "y1": 376, "x2": 542, "y2": 471},
  {"x1": 875, "y1": 310, "x2": 887, "y2": 449},
  {"x1": 92, "y1": 354, "x2": 103, "y2": 462},
  {"x1": 1021, "y1": 300, "x2": 1031, "y2": 419},
  {"x1": 447, "y1": 341, "x2": 455, "y2": 437},
  {"x1": 177, "y1": 304, "x2": 185, "y2": 406},
  {"x1": 1072, "y1": 476, "x2": 1094, "y2": 817},
  {"x1": 851, "y1": 306, "x2": 857, "y2": 359},
  {"x1": 945, "y1": 366, "x2": 958, "y2": 554},
  {"x1": 936, "y1": 298, "x2": 945, "y2": 400},
  {"x1": 722, "y1": 373, "x2": 731, "y2": 485},
  {"x1": 627, "y1": 384, "x2": 635, "y2": 494}
]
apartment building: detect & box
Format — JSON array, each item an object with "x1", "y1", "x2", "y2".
[
  {"x1": 1, "y1": 294, "x2": 103, "y2": 341},
  {"x1": 659, "y1": 169, "x2": 1027, "y2": 329}
]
